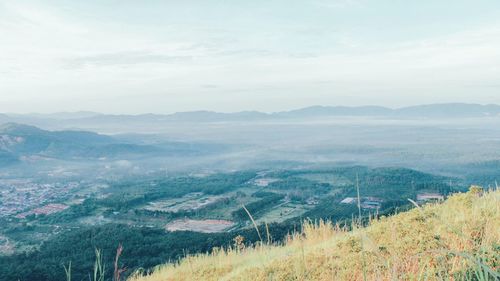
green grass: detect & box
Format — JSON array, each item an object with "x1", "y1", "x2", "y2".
[
  {"x1": 253, "y1": 202, "x2": 312, "y2": 225},
  {"x1": 128, "y1": 187, "x2": 500, "y2": 281}
]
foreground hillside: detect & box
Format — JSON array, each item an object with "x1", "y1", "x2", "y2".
[{"x1": 130, "y1": 188, "x2": 499, "y2": 281}]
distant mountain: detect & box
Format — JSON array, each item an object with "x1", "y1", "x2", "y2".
[
  {"x1": 277, "y1": 103, "x2": 500, "y2": 118},
  {"x1": 0, "y1": 149, "x2": 18, "y2": 166},
  {"x1": 275, "y1": 105, "x2": 392, "y2": 118},
  {"x1": 0, "y1": 123, "x2": 114, "y2": 162},
  {"x1": 396, "y1": 103, "x2": 500, "y2": 117},
  {"x1": 0, "y1": 123, "x2": 112, "y2": 142},
  {"x1": 0, "y1": 123, "x2": 221, "y2": 164},
  {"x1": 67, "y1": 103, "x2": 500, "y2": 122},
  {"x1": 0, "y1": 123, "x2": 44, "y2": 135},
  {"x1": 1, "y1": 104, "x2": 500, "y2": 131},
  {"x1": 0, "y1": 115, "x2": 10, "y2": 132},
  {"x1": 0, "y1": 123, "x2": 115, "y2": 155},
  {"x1": 18, "y1": 111, "x2": 102, "y2": 119},
  {"x1": 168, "y1": 110, "x2": 268, "y2": 121},
  {"x1": 73, "y1": 111, "x2": 268, "y2": 124}
]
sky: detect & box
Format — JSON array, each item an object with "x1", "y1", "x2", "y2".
[{"x1": 1, "y1": 0, "x2": 500, "y2": 114}]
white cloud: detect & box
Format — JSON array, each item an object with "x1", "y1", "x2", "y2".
[{"x1": 0, "y1": 1, "x2": 499, "y2": 113}]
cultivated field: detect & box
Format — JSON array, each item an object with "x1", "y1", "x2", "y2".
[
  {"x1": 165, "y1": 219, "x2": 235, "y2": 233},
  {"x1": 144, "y1": 193, "x2": 227, "y2": 213}
]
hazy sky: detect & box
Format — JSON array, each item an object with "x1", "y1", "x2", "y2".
[{"x1": 1, "y1": 0, "x2": 500, "y2": 114}]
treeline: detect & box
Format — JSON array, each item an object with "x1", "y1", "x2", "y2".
[
  {"x1": 36, "y1": 199, "x2": 98, "y2": 224},
  {"x1": 100, "y1": 171, "x2": 256, "y2": 211},
  {"x1": 1, "y1": 195, "x2": 414, "y2": 281},
  {"x1": 0, "y1": 222, "x2": 294, "y2": 281},
  {"x1": 267, "y1": 177, "x2": 331, "y2": 194}
]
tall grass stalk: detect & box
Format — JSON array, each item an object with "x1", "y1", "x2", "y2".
[
  {"x1": 264, "y1": 221, "x2": 271, "y2": 245},
  {"x1": 356, "y1": 173, "x2": 368, "y2": 281},
  {"x1": 242, "y1": 205, "x2": 263, "y2": 243},
  {"x1": 114, "y1": 244, "x2": 126, "y2": 281},
  {"x1": 408, "y1": 191, "x2": 500, "y2": 280},
  {"x1": 356, "y1": 173, "x2": 362, "y2": 222},
  {"x1": 94, "y1": 248, "x2": 105, "y2": 281},
  {"x1": 63, "y1": 261, "x2": 71, "y2": 281}
]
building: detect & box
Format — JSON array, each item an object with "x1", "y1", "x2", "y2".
[{"x1": 417, "y1": 193, "x2": 444, "y2": 202}]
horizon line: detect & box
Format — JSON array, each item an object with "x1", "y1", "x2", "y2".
[{"x1": 2, "y1": 102, "x2": 500, "y2": 116}]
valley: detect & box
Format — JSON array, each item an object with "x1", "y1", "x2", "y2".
[
  {"x1": 0, "y1": 164, "x2": 465, "y2": 280},
  {"x1": 3, "y1": 0, "x2": 500, "y2": 278},
  {"x1": 1, "y1": 107, "x2": 500, "y2": 280}
]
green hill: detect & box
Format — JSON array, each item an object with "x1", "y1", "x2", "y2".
[{"x1": 129, "y1": 187, "x2": 499, "y2": 281}]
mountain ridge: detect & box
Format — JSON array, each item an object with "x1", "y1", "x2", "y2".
[
  {"x1": 0, "y1": 123, "x2": 224, "y2": 164},
  {"x1": 3, "y1": 103, "x2": 500, "y2": 122}
]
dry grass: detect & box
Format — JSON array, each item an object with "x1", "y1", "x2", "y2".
[{"x1": 129, "y1": 187, "x2": 500, "y2": 281}]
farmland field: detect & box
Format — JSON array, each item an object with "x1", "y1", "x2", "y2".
[
  {"x1": 143, "y1": 193, "x2": 226, "y2": 213},
  {"x1": 253, "y1": 202, "x2": 313, "y2": 225},
  {"x1": 165, "y1": 219, "x2": 235, "y2": 233}
]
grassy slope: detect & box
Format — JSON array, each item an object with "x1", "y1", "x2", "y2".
[{"x1": 129, "y1": 188, "x2": 500, "y2": 281}]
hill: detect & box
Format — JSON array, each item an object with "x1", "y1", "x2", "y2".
[
  {"x1": 0, "y1": 123, "x2": 223, "y2": 164},
  {"x1": 130, "y1": 187, "x2": 500, "y2": 281},
  {"x1": 0, "y1": 123, "x2": 126, "y2": 162}
]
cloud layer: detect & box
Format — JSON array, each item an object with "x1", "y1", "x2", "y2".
[{"x1": 1, "y1": 0, "x2": 499, "y2": 113}]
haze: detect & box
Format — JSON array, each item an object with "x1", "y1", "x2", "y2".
[{"x1": 1, "y1": 0, "x2": 500, "y2": 114}]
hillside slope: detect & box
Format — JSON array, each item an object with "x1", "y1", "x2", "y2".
[{"x1": 129, "y1": 188, "x2": 499, "y2": 281}]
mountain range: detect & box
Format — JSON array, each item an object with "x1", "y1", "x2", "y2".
[
  {"x1": 2, "y1": 103, "x2": 500, "y2": 166},
  {"x1": 2, "y1": 103, "x2": 500, "y2": 125}
]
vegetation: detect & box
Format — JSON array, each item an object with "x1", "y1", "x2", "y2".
[
  {"x1": 0, "y1": 167, "x2": 468, "y2": 280},
  {"x1": 0, "y1": 222, "x2": 294, "y2": 281},
  {"x1": 232, "y1": 192, "x2": 285, "y2": 221},
  {"x1": 129, "y1": 187, "x2": 500, "y2": 281},
  {"x1": 100, "y1": 171, "x2": 256, "y2": 211}
]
